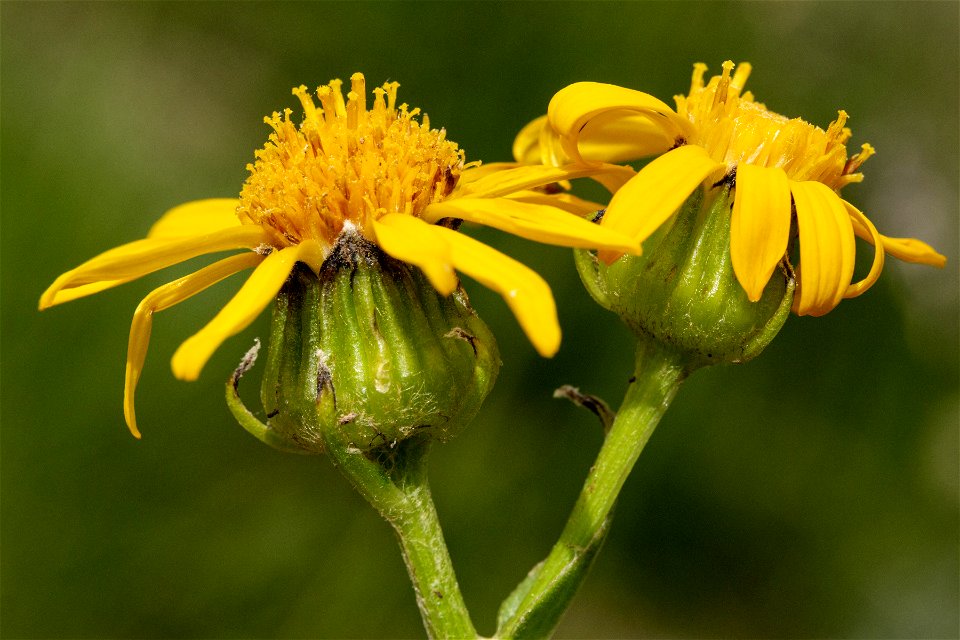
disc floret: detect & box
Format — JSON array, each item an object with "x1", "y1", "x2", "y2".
[
  {"x1": 675, "y1": 61, "x2": 875, "y2": 189},
  {"x1": 237, "y1": 73, "x2": 465, "y2": 248}
]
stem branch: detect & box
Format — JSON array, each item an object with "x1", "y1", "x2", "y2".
[{"x1": 497, "y1": 338, "x2": 689, "y2": 638}]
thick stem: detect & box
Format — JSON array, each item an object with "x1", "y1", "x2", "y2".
[
  {"x1": 497, "y1": 338, "x2": 689, "y2": 639},
  {"x1": 322, "y1": 434, "x2": 477, "y2": 639}
]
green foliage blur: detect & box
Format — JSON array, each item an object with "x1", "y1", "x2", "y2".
[{"x1": 2, "y1": 2, "x2": 957, "y2": 637}]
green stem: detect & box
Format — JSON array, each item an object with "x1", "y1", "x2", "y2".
[
  {"x1": 497, "y1": 338, "x2": 690, "y2": 639},
  {"x1": 322, "y1": 433, "x2": 477, "y2": 639}
]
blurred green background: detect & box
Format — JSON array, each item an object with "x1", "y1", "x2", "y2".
[{"x1": 2, "y1": 2, "x2": 957, "y2": 638}]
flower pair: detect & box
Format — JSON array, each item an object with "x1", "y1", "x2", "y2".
[{"x1": 41, "y1": 65, "x2": 945, "y2": 436}]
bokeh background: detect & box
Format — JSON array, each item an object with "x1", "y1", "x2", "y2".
[{"x1": 3, "y1": 2, "x2": 957, "y2": 638}]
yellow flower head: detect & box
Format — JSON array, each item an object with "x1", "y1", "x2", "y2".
[
  {"x1": 238, "y1": 77, "x2": 464, "y2": 247},
  {"x1": 40, "y1": 73, "x2": 639, "y2": 438},
  {"x1": 517, "y1": 61, "x2": 946, "y2": 317}
]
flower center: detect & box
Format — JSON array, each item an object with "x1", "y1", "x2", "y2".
[
  {"x1": 237, "y1": 73, "x2": 465, "y2": 247},
  {"x1": 674, "y1": 61, "x2": 873, "y2": 189}
]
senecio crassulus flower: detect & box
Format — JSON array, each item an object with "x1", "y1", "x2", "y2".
[
  {"x1": 515, "y1": 61, "x2": 946, "y2": 317},
  {"x1": 40, "y1": 73, "x2": 639, "y2": 437}
]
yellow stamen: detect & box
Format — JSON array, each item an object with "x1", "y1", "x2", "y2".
[
  {"x1": 675, "y1": 61, "x2": 870, "y2": 189},
  {"x1": 236, "y1": 74, "x2": 465, "y2": 250}
]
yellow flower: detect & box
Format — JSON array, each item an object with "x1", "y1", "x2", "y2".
[
  {"x1": 40, "y1": 73, "x2": 639, "y2": 438},
  {"x1": 517, "y1": 61, "x2": 946, "y2": 317}
]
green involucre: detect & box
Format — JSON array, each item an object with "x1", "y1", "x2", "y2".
[
  {"x1": 576, "y1": 184, "x2": 795, "y2": 368},
  {"x1": 232, "y1": 228, "x2": 500, "y2": 454}
]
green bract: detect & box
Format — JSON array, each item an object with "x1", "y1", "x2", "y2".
[
  {"x1": 228, "y1": 227, "x2": 500, "y2": 454},
  {"x1": 576, "y1": 184, "x2": 796, "y2": 369}
]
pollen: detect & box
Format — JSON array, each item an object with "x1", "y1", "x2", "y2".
[
  {"x1": 674, "y1": 61, "x2": 872, "y2": 189},
  {"x1": 236, "y1": 73, "x2": 466, "y2": 247}
]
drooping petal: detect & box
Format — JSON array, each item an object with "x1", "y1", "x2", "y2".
[
  {"x1": 456, "y1": 162, "x2": 634, "y2": 200},
  {"x1": 878, "y1": 235, "x2": 947, "y2": 267},
  {"x1": 547, "y1": 81, "x2": 695, "y2": 164},
  {"x1": 170, "y1": 240, "x2": 326, "y2": 381},
  {"x1": 39, "y1": 225, "x2": 271, "y2": 309},
  {"x1": 147, "y1": 198, "x2": 242, "y2": 238},
  {"x1": 372, "y1": 214, "x2": 458, "y2": 295},
  {"x1": 790, "y1": 181, "x2": 856, "y2": 316},
  {"x1": 431, "y1": 225, "x2": 560, "y2": 357},
  {"x1": 598, "y1": 145, "x2": 724, "y2": 264},
  {"x1": 423, "y1": 197, "x2": 640, "y2": 255},
  {"x1": 842, "y1": 201, "x2": 886, "y2": 299},
  {"x1": 730, "y1": 165, "x2": 792, "y2": 301},
  {"x1": 125, "y1": 253, "x2": 263, "y2": 437}
]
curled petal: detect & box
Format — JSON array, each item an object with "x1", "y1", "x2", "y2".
[
  {"x1": 790, "y1": 181, "x2": 856, "y2": 316},
  {"x1": 39, "y1": 225, "x2": 270, "y2": 310},
  {"x1": 730, "y1": 165, "x2": 792, "y2": 301},
  {"x1": 431, "y1": 226, "x2": 560, "y2": 357},
  {"x1": 547, "y1": 81, "x2": 694, "y2": 164},
  {"x1": 125, "y1": 253, "x2": 262, "y2": 437},
  {"x1": 842, "y1": 202, "x2": 886, "y2": 299},
  {"x1": 148, "y1": 199, "x2": 242, "y2": 238},
  {"x1": 373, "y1": 214, "x2": 457, "y2": 294},
  {"x1": 577, "y1": 110, "x2": 678, "y2": 162},
  {"x1": 423, "y1": 197, "x2": 640, "y2": 255},
  {"x1": 599, "y1": 145, "x2": 724, "y2": 264},
  {"x1": 171, "y1": 241, "x2": 326, "y2": 381}
]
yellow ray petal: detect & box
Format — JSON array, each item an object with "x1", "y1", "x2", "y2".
[
  {"x1": 879, "y1": 235, "x2": 947, "y2": 268},
  {"x1": 147, "y1": 198, "x2": 242, "y2": 238},
  {"x1": 509, "y1": 114, "x2": 574, "y2": 169},
  {"x1": 372, "y1": 214, "x2": 458, "y2": 295},
  {"x1": 503, "y1": 190, "x2": 605, "y2": 217},
  {"x1": 790, "y1": 181, "x2": 856, "y2": 316},
  {"x1": 598, "y1": 145, "x2": 724, "y2": 264},
  {"x1": 45, "y1": 277, "x2": 141, "y2": 306},
  {"x1": 431, "y1": 225, "x2": 560, "y2": 357},
  {"x1": 730, "y1": 165, "x2": 792, "y2": 302},
  {"x1": 842, "y1": 201, "x2": 886, "y2": 299},
  {"x1": 423, "y1": 197, "x2": 640, "y2": 255},
  {"x1": 456, "y1": 162, "x2": 634, "y2": 200},
  {"x1": 170, "y1": 241, "x2": 326, "y2": 381},
  {"x1": 458, "y1": 162, "x2": 521, "y2": 187},
  {"x1": 547, "y1": 81, "x2": 694, "y2": 163},
  {"x1": 537, "y1": 116, "x2": 577, "y2": 169},
  {"x1": 512, "y1": 115, "x2": 549, "y2": 165},
  {"x1": 125, "y1": 253, "x2": 263, "y2": 438},
  {"x1": 39, "y1": 225, "x2": 270, "y2": 310},
  {"x1": 577, "y1": 110, "x2": 678, "y2": 162},
  {"x1": 509, "y1": 112, "x2": 572, "y2": 166}
]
